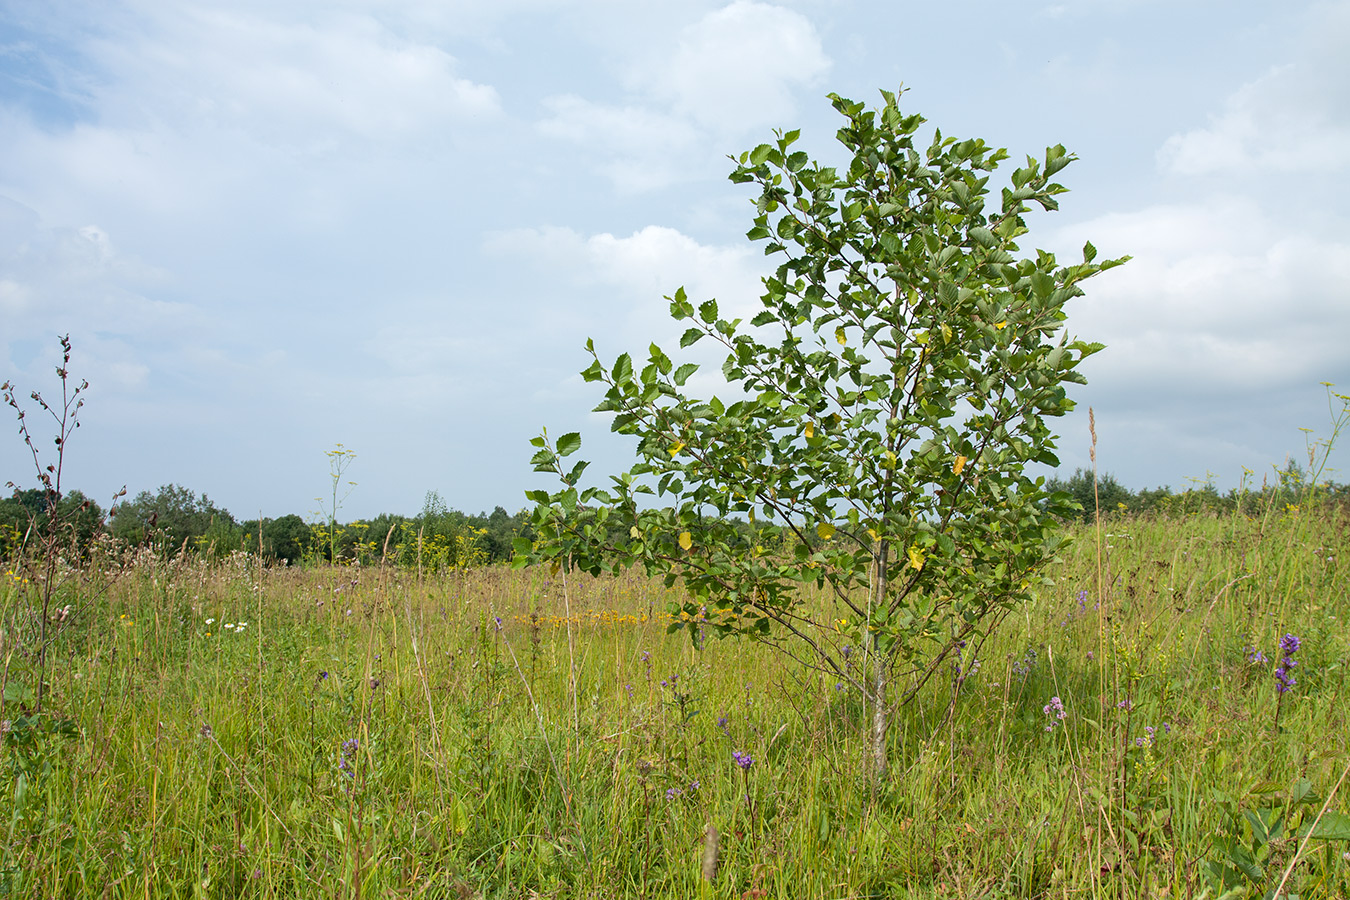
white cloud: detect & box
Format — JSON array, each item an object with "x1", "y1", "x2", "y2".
[
  {"x1": 488, "y1": 223, "x2": 761, "y2": 310},
  {"x1": 537, "y1": 2, "x2": 830, "y2": 190},
  {"x1": 1157, "y1": 64, "x2": 1350, "y2": 176},
  {"x1": 537, "y1": 95, "x2": 700, "y2": 192},
  {"x1": 645, "y1": 1, "x2": 830, "y2": 134},
  {"x1": 1050, "y1": 196, "x2": 1350, "y2": 402},
  {"x1": 93, "y1": 6, "x2": 501, "y2": 148},
  {"x1": 1157, "y1": 5, "x2": 1350, "y2": 178}
]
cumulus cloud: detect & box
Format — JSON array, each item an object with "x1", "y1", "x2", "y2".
[
  {"x1": 487, "y1": 223, "x2": 761, "y2": 310},
  {"x1": 537, "y1": 1, "x2": 830, "y2": 190},
  {"x1": 537, "y1": 96, "x2": 701, "y2": 192},
  {"x1": 0, "y1": 193, "x2": 193, "y2": 388},
  {"x1": 92, "y1": 6, "x2": 501, "y2": 148},
  {"x1": 642, "y1": 1, "x2": 830, "y2": 134},
  {"x1": 1157, "y1": 64, "x2": 1350, "y2": 177},
  {"x1": 1050, "y1": 196, "x2": 1350, "y2": 405},
  {"x1": 1157, "y1": 5, "x2": 1350, "y2": 178}
]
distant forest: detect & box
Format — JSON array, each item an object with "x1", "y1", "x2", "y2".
[
  {"x1": 1, "y1": 464, "x2": 1343, "y2": 567},
  {"x1": 0, "y1": 486, "x2": 531, "y2": 568}
]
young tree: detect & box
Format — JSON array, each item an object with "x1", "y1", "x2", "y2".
[{"x1": 520, "y1": 90, "x2": 1127, "y2": 780}]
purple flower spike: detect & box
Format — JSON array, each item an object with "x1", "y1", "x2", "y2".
[
  {"x1": 1275, "y1": 633, "x2": 1302, "y2": 694},
  {"x1": 732, "y1": 750, "x2": 754, "y2": 770}
]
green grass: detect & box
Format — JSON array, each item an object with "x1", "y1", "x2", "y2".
[{"x1": 2, "y1": 500, "x2": 1348, "y2": 898}]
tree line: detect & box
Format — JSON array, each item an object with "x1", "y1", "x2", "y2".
[
  {"x1": 0, "y1": 484, "x2": 534, "y2": 568},
  {"x1": 2, "y1": 465, "x2": 1343, "y2": 565},
  {"x1": 1044, "y1": 461, "x2": 1347, "y2": 523}
]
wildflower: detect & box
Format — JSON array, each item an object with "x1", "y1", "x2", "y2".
[
  {"x1": 732, "y1": 750, "x2": 754, "y2": 770},
  {"x1": 318, "y1": 671, "x2": 329, "y2": 681},
  {"x1": 1043, "y1": 696, "x2": 1067, "y2": 731},
  {"x1": 1246, "y1": 646, "x2": 1268, "y2": 665},
  {"x1": 493, "y1": 616, "x2": 503, "y2": 631},
  {"x1": 1274, "y1": 633, "x2": 1301, "y2": 694},
  {"x1": 205, "y1": 618, "x2": 215, "y2": 625},
  {"x1": 338, "y1": 738, "x2": 359, "y2": 778},
  {"x1": 666, "y1": 787, "x2": 682, "y2": 800}
]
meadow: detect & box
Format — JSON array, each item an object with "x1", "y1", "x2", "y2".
[{"x1": 1, "y1": 498, "x2": 1348, "y2": 899}]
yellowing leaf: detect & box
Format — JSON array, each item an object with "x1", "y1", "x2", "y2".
[
  {"x1": 940, "y1": 323, "x2": 952, "y2": 343},
  {"x1": 804, "y1": 421, "x2": 814, "y2": 439},
  {"x1": 629, "y1": 526, "x2": 641, "y2": 539},
  {"x1": 678, "y1": 532, "x2": 692, "y2": 551},
  {"x1": 953, "y1": 455, "x2": 967, "y2": 476},
  {"x1": 669, "y1": 441, "x2": 685, "y2": 457},
  {"x1": 994, "y1": 321, "x2": 1007, "y2": 330},
  {"x1": 867, "y1": 528, "x2": 879, "y2": 543},
  {"x1": 883, "y1": 450, "x2": 897, "y2": 468},
  {"x1": 907, "y1": 544, "x2": 926, "y2": 571},
  {"x1": 835, "y1": 327, "x2": 847, "y2": 346},
  {"x1": 817, "y1": 522, "x2": 835, "y2": 541}
]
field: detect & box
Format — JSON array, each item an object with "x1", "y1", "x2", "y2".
[{"x1": 1, "y1": 501, "x2": 1348, "y2": 898}]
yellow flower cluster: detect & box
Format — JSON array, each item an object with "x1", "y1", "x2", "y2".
[{"x1": 512, "y1": 610, "x2": 650, "y2": 629}]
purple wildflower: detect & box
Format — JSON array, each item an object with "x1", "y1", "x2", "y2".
[
  {"x1": 732, "y1": 750, "x2": 754, "y2": 770},
  {"x1": 1274, "y1": 633, "x2": 1301, "y2": 694},
  {"x1": 1042, "y1": 696, "x2": 1066, "y2": 731}
]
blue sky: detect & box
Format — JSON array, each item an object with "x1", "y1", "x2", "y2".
[{"x1": 2, "y1": 0, "x2": 1348, "y2": 521}]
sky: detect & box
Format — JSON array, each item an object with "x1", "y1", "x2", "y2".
[{"x1": 2, "y1": 0, "x2": 1348, "y2": 522}]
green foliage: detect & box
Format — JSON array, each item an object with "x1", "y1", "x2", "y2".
[
  {"x1": 523, "y1": 89, "x2": 1126, "y2": 772},
  {"x1": 1044, "y1": 468, "x2": 1135, "y2": 523},
  {"x1": 0, "y1": 488, "x2": 105, "y2": 557},
  {"x1": 110, "y1": 483, "x2": 235, "y2": 556},
  {"x1": 1204, "y1": 778, "x2": 1350, "y2": 898}
]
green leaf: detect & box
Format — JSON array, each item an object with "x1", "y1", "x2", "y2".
[
  {"x1": 699, "y1": 299, "x2": 719, "y2": 324},
  {"x1": 1299, "y1": 811, "x2": 1350, "y2": 841},
  {"x1": 3, "y1": 682, "x2": 34, "y2": 704},
  {"x1": 556, "y1": 432, "x2": 582, "y2": 458},
  {"x1": 673, "y1": 362, "x2": 699, "y2": 387},
  {"x1": 613, "y1": 353, "x2": 633, "y2": 384},
  {"x1": 749, "y1": 143, "x2": 774, "y2": 165},
  {"x1": 680, "y1": 327, "x2": 704, "y2": 348},
  {"x1": 968, "y1": 227, "x2": 997, "y2": 249}
]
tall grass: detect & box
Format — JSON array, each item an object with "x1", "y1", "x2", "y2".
[{"x1": 1, "y1": 498, "x2": 1347, "y2": 898}]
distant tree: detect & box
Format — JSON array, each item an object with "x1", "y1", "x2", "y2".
[
  {"x1": 1044, "y1": 468, "x2": 1135, "y2": 523},
  {"x1": 111, "y1": 484, "x2": 235, "y2": 555},
  {"x1": 261, "y1": 514, "x2": 311, "y2": 564},
  {"x1": 0, "y1": 488, "x2": 105, "y2": 557}
]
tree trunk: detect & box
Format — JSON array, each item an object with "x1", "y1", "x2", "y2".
[
  {"x1": 868, "y1": 537, "x2": 891, "y2": 784},
  {"x1": 870, "y1": 657, "x2": 889, "y2": 782}
]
